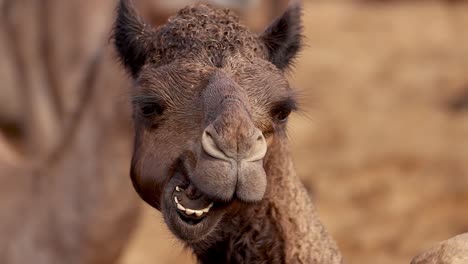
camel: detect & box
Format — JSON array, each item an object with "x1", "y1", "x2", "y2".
[{"x1": 114, "y1": 0, "x2": 342, "y2": 263}]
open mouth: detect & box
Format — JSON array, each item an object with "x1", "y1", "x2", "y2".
[
  {"x1": 172, "y1": 185, "x2": 214, "y2": 225},
  {"x1": 162, "y1": 159, "x2": 228, "y2": 242}
]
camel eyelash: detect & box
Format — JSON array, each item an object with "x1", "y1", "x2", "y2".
[
  {"x1": 270, "y1": 98, "x2": 298, "y2": 123},
  {"x1": 140, "y1": 102, "x2": 165, "y2": 117},
  {"x1": 132, "y1": 95, "x2": 166, "y2": 118}
]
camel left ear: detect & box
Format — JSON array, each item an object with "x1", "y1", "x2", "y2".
[
  {"x1": 260, "y1": 1, "x2": 303, "y2": 71},
  {"x1": 114, "y1": 0, "x2": 156, "y2": 78}
]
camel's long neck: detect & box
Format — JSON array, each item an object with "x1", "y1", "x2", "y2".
[
  {"x1": 263, "y1": 138, "x2": 342, "y2": 263},
  {"x1": 192, "y1": 138, "x2": 342, "y2": 264}
]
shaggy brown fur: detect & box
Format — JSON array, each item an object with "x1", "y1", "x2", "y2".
[
  {"x1": 151, "y1": 5, "x2": 267, "y2": 66},
  {"x1": 114, "y1": 2, "x2": 268, "y2": 78}
]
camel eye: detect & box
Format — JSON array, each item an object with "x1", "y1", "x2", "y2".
[
  {"x1": 271, "y1": 98, "x2": 296, "y2": 123},
  {"x1": 274, "y1": 108, "x2": 292, "y2": 123},
  {"x1": 140, "y1": 102, "x2": 164, "y2": 117}
]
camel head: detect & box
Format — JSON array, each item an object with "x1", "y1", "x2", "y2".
[{"x1": 114, "y1": 0, "x2": 303, "y2": 243}]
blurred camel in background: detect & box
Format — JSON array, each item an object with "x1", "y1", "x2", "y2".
[{"x1": 0, "y1": 1, "x2": 139, "y2": 263}]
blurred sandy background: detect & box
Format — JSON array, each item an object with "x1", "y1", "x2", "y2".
[{"x1": 1, "y1": 1, "x2": 468, "y2": 264}]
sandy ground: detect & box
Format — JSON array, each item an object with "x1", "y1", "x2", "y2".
[{"x1": 119, "y1": 2, "x2": 468, "y2": 264}]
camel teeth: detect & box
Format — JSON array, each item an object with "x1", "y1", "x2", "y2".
[
  {"x1": 177, "y1": 203, "x2": 186, "y2": 211},
  {"x1": 185, "y1": 209, "x2": 195, "y2": 215},
  {"x1": 176, "y1": 186, "x2": 181, "y2": 192},
  {"x1": 174, "y1": 196, "x2": 186, "y2": 211},
  {"x1": 194, "y1": 210, "x2": 203, "y2": 217},
  {"x1": 174, "y1": 194, "x2": 213, "y2": 216},
  {"x1": 201, "y1": 203, "x2": 214, "y2": 213}
]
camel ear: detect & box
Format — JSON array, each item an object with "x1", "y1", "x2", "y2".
[
  {"x1": 114, "y1": 0, "x2": 155, "y2": 78},
  {"x1": 260, "y1": 1, "x2": 303, "y2": 70}
]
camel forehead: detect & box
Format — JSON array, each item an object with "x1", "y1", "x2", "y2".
[{"x1": 152, "y1": 4, "x2": 267, "y2": 65}]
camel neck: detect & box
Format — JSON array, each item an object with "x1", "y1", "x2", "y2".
[
  {"x1": 192, "y1": 138, "x2": 342, "y2": 264},
  {"x1": 264, "y1": 139, "x2": 343, "y2": 263}
]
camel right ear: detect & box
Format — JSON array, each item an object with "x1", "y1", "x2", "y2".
[
  {"x1": 114, "y1": 0, "x2": 156, "y2": 78},
  {"x1": 260, "y1": 1, "x2": 303, "y2": 71}
]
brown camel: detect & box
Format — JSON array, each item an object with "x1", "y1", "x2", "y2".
[{"x1": 114, "y1": 0, "x2": 342, "y2": 263}]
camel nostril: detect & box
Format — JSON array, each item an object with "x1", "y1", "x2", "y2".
[
  {"x1": 205, "y1": 130, "x2": 214, "y2": 141},
  {"x1": 201, "y1": 127, "x2": 231, "y2": 161},
  {"x1": 244, "y1": 130, "x2": 267, "y2": 162}
]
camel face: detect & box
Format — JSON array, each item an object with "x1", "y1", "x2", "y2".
[
  {"x1": 130, "y1": 53, "x2": 293, "y2": 242},
  {"x1": 115, "y1": 0, "x2": 302, "y2": 242}
]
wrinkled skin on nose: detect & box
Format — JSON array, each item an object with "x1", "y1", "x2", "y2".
[{"x1": 191, "y1": 70, "x2": 267, "y2": 202}]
